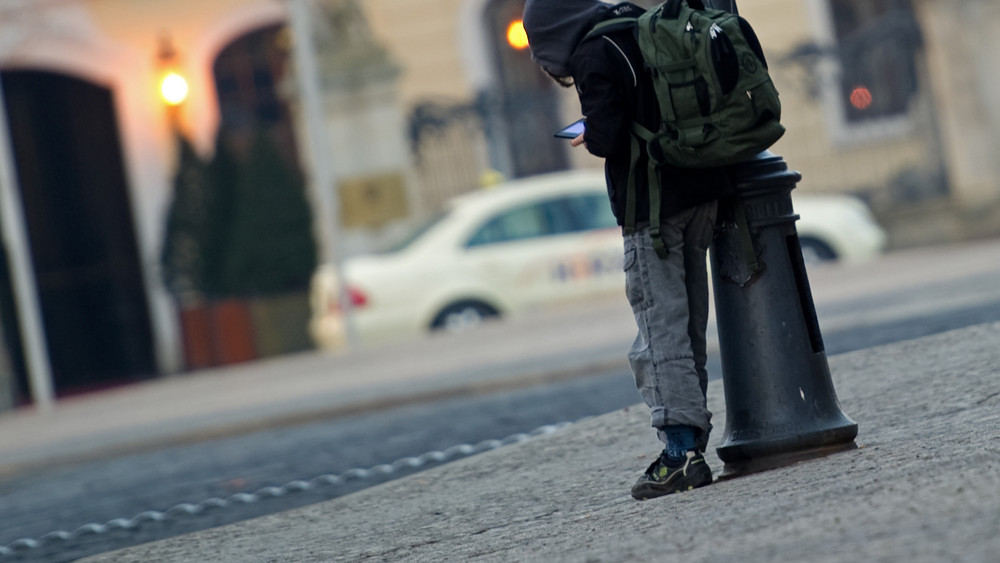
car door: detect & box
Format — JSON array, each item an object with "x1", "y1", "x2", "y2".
[
  {"x1": 461, "y1": 191, "x2": 621, "y2": 313},
  {"x1": 551, "y1": 191, "x2": 624, "y2": 300}
]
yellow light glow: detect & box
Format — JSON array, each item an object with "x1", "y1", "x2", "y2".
[
  {"x1": 160, "y1": 72, "x2": 189, "y2": 106},
  {"x1": 507, "y1": 20, "x2": 529, "y2": 50}
]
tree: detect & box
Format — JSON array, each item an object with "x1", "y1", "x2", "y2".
[
  {"x1": 200, "y1": 132, "x2": 241, "y2": 297},
  {"x1": 160, "y1": 135, "x2": 209, "y2": 298},
  {"x1": 162, "y1": 129, "x2": 318, "y2": 299},
  {"x1": 214, "y1": 128, "x2": 317, "y2": 296},
  {"x1": 161, "y1": 128, "x2": 319, "y2": 365}
]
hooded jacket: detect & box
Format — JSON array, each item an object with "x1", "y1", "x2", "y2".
[
  {"x1": 523, "y1": 0, "x2": 609, "y2": 79},
  {"x1": 524, "y1": 1, "x2": 732, "y2": 227}
]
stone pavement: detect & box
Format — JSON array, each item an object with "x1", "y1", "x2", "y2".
[{"x1": 81, "y1": 321, "x2": 1000, "y2": 562}]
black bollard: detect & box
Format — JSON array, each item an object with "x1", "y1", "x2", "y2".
[{"x1": 711, "y1": 151, "x2": 858, "y2": 478}]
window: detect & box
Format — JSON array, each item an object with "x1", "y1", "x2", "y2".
[
  {"x1": 467, "y1": 202, "x2": 550, "y2": 247},
  {"x1": 466, "y1": 193, "x2": 616, "y2": 247},
  {"x1": 827, "y1": 0, "x2": 921, "y2": 124},
  {"x1": 381, "y1": 212, "x2": 449, "y2": 254},
  {"x1": 565, "y1": 193, "x2": 618, "y2": 231}
]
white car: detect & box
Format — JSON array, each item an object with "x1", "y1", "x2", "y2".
[
  {"x1": 791, "y1": 194, "x2": 888, "y2": 264},
  {"x1": 309, "y1": 170, "x2": 886, "y2": 348}
]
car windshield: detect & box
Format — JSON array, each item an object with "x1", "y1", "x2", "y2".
[{"x1": 379, "y1": 212, "x2": 449, "y2": 253}]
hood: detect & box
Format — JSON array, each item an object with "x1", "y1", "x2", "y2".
[{"x1": 523, "y1": 0, "x2": 610, "y2": 78}]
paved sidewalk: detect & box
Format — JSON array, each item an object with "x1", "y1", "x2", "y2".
[{"x1": 82, "y1": 322, "x2": 1000, "y2": 562}]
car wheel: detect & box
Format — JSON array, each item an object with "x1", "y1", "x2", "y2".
[
  {"x1": 798, "y1": 236, "x2": 838, "y2": 265},
  {"x1": 430, "y1": 301, "x2": 499, "y2": 333}
]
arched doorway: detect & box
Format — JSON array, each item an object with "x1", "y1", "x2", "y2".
[
  {"x1": 213, "y1": 24, "x2": 300, "y2": 162},
  {"x1": 165, "y1": 23, "x2": 317, "y2": 370},
  {"x1": 0, "y1": 70, "x2": 155, "y2": 400},
  {"x1": 201, "y1": 24, "x2": 315, "y2": 360}
]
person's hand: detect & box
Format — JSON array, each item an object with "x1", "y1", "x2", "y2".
[{"x1": 571, "y1": 133, "x2": 586, "y2": 147}]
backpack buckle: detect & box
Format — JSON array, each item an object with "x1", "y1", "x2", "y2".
[{"x1": 649, "y1": 227, "x2": 669, "y2": 259}]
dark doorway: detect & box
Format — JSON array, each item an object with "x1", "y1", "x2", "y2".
[
  {"x1": 485, "y1": 0, "x2": 568, "y2": 178},
  {"x1": 0, "y1": 70, "x2": 156, "y2": 400},
  {"x1": 213, "y1": 24, "x2": 300, "y2": 162}
]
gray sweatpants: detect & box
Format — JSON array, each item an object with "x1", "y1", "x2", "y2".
[{"x1": 623, "y1": 201, "x2": 717, "y2": 452}]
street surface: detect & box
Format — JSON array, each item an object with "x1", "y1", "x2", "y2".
[
  {"x1": 1, "y1": 238, "x2": 999, "y2": 562},
  {"x1": 84, "y1": 322, "x2": 999, "y2": 563}
]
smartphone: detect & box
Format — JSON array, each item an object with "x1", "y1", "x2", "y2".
[{"x1": 554, "y1": 118, "x2": 586, "y2": 139}]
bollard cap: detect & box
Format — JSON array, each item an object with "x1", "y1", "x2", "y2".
[{"x1": 728, "y1": 151, "x2": 802, "y2": 195}]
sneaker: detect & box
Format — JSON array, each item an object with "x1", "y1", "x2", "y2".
[{"x1": 630, "y1": 450, "x2": 713, "y2": 500}]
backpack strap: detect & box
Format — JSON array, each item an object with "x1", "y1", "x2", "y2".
[
  {"x1": 630, "y1": 123, "x2": 670, "y2": 259},
  {"x1": 600, "y1": 36, "x2": 638, "y2": 87},
  {"x1": 621, "y1": 125, "x2": 643, "y2": 235},
  {"x1": 586, "y1": 13, "x2": 671, "y2": 258},
  {"x1": 733, "y1": 199, "x2": 760, "y2": 275}
]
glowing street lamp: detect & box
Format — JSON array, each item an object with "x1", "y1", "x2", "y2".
[
  {"x1": 160, "y1": 72, "x2": 189, "y2": 106},
  {"x1": 507, "y1": 20, "x2": 529, "y2": 50}
]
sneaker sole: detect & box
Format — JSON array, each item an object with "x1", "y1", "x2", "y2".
[{"x1": 630, "y1": 469, "x2": 713, "y2": 500}]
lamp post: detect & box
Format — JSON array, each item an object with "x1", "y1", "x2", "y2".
[
  {"x1": 157, "y1": 35, "x2": 188, "y2": 132},
  {"x1": 704, "y1": 0, "x2": 859, "y2": 478},
  {"x1": 160, "y1": 73, "x2": 189, "y2": 107}
]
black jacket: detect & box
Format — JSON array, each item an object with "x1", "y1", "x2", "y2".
[{"x1": 570, "y1": 3, "x2": 733, "y2": 227}]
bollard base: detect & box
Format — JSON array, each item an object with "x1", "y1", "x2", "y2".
[{"x1": 717, "y1": 441, "x2": 857, "y2": 481}]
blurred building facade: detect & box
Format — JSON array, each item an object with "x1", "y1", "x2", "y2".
[{"x1": 0, "y1": 0, "x2": 998, "y2": 403}]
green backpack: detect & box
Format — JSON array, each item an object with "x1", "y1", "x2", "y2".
[{"x1": 585, "y1": 0, "x2": 785, "y2": 256}]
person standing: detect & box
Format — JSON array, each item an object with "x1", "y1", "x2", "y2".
[{"x1": 523, "y1": 0, "x2": 733, "y2": 499}]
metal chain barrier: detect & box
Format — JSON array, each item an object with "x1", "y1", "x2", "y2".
[{"x1": 0, "y1": 420, "x2": 578, "y2": 557}]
